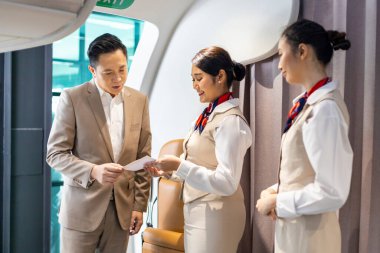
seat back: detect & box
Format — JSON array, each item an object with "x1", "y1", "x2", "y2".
[
  {"x1": 157, "y1": 139, "x2": 184, "y2": 233},
  {"x1": 158, "y1": 139, "x2": 184, "y2": 158},
  {"x1": 157, "y1": 178, "x2": 184, "y2": 232}
]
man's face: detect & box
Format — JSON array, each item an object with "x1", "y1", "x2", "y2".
[{"x1": 88, "y1": 49, "x2": 128, "y2": 97}]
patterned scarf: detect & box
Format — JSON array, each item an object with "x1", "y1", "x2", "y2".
[
  {"x1": 283, "y1": 77, "x2": 330, "y2": 133},
  {"x1": 194, "y1": 92, "x2": 233, "y2": 133}
]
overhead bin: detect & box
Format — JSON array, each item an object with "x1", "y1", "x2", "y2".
[{"x1": 0, "y1": 0, "x2": 96, "y2": 53}]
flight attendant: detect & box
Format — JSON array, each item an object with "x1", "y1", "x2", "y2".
[
  {"x1": 145, "y1": 46, "x2": 252, "y2": 253},
  {"x1": 256, "y1": 19, "x2": 353, "y2": 253}
]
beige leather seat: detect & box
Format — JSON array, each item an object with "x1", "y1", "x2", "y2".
[{"x1": 142, "y1": 139, "x2": 185, "y2": 253}]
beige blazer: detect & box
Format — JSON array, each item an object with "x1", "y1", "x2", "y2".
[{"x1": 46, "y1": 81, "x2": 151, "y2": 232}]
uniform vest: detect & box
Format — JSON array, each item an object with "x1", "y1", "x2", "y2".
[{"x1": 182, "y1": 106, "x2": 246, "y2": 204}]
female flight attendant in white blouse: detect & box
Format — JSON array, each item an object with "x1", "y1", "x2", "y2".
[
  {"x1": 256, "y1": 19, "x2": 353, "y2": 253},
  {"x1": 145, "y1": 46, "x2": 252, "y2": 253}
]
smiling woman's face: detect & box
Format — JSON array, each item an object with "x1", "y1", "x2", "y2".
[{"x1": 191, "y1": 65, "x2": 227, "y2": 103}]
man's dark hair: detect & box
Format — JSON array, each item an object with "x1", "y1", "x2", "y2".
[{"x1": 87, "y1": 33, "x2": 127, "y2": 67}]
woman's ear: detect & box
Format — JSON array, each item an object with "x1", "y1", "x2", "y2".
[
  {"x1": 217, "y1": 69, "x2": 227, "y2": 84},
  {"x1": 298, "y1": 43, "x2": 309, "y2": 60}
]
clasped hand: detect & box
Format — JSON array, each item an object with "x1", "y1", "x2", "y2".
[
  {"x1": 144, "y1": 155, "x2": 181, "y2": 178},
  {"x1": 256, "y1": 188, "x2": 278, "y2": 220}
]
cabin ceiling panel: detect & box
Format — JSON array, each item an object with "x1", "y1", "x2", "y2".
[{"x1": 0, "y1": 0, "x2": 95, "y2": 53}]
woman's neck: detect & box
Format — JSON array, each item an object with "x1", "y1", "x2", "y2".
[{"x1": 302, "y1": 70, "x2": 328, "y2": 91}]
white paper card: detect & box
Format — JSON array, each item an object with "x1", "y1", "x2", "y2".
[{"x1": 123, "y1": 156, "x2": 156, "y2": 171}]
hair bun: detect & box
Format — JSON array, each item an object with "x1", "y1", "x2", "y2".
[
  {"x1": 232, "y1": 61, "x2": 246, "y2": 81},
  {"x1": 327, "y1": 30, "x2": 351, "y2": 51}
]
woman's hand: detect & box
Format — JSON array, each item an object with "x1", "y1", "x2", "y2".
[
  {"x1": 147, "y1": 155, "x2": 181, "y2": 172},
  {"x1": 257, "y1": 187, "x2": 278, "y2": 220},
  {"x1": 260, "y1": 187, "x2": 277, "y2": 199},
  {"x1": 144, "y1": 155, "x2": 181, "y2": 177},
  {"x1": 144, "y1": 165, "x2": 170, "y2": 178},
  {"x1": 256, "y1": 194, "x2": 277, "y2": 218}
]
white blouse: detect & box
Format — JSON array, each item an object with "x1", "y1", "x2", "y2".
[
  {"x1": 175, "y1": 100, "x2": 252, "y2": 196},
  {"x1": 275, "y1": 82, "x2": 353, "y2": 218}
]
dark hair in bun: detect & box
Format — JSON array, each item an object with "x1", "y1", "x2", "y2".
[
  {"x1": 232, "y1": 61, "x2": 246, "y2": 82},
  {"x1": 282, "y1": 19, "x2": 351, "y2": 65},
  {"x1": 327, "y1": 31, "x2": 351, "y2": 51},
  {"x1": 192, "y1": 46, "x2": 246, "y2": 88}
]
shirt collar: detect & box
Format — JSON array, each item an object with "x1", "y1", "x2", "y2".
[
  {"x1": 94, "y1": 80, "x2": 124, "y2": 102},
  {"x1": 208, "y1": 98, "x2": 240, "y2": 122},
  {"x1": 292, "y1": 81, "x2": 337, "y2": 105}
]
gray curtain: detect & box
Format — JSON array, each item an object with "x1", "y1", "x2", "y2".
[{"x1": 238, "y1": 0, "x2": 380, "y2": 252}]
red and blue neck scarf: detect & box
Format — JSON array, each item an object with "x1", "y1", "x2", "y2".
[
  {"x1": 194, "y1": 92, "x2": 233, "y2": 133},
  {"x1": 283, "y1": 77, "x2": 330, "y2": 133}
]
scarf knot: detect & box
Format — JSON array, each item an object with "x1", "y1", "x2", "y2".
[
  {"x1": 283, "y1": 77, "x2": 330, "y2": 133},
  {"x1": 194, "y1": 92, "x2": 233, "y2": 133}
]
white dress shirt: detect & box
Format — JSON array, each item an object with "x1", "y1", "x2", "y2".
[
  {"x1": 175, "y1": 100, "x2": 252, "y2": 196},
  {"x1": 96, "y1": 83, "x2": 124, "y2": 162},
  {"x1": 275, "y1": 81, "x2": 353, "y2": 218}
]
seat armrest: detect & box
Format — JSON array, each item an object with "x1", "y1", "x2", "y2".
[{"x1": 143, "y1": 227, "x2": 184, "y2": 251}]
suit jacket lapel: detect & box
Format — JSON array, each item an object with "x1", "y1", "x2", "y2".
[{"x1": 87, "y1": 81, "x2": 115, "y2": 162}]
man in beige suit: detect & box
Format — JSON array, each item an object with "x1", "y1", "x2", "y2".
[{"x1": 46, "y1": 33, "x2": 151, "y2": 253}]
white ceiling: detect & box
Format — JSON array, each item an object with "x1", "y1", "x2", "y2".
[
  {"x1": 0, "y1": 0, "x2": 96, "y2": 53},
  {"x1": 95, "y1": 0, "x2": 299, "y2": 94}
]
